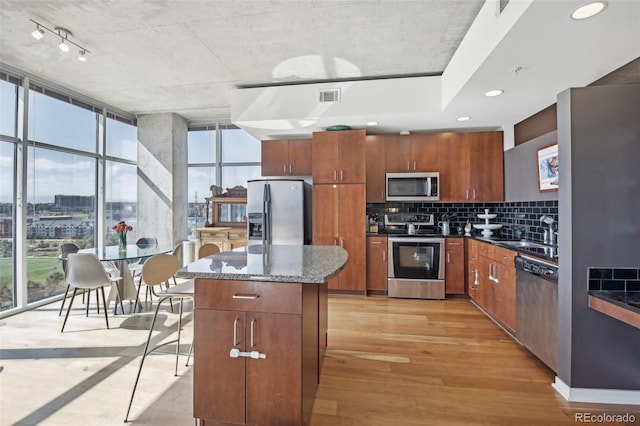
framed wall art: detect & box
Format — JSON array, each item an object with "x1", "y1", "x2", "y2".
[{"x1": 537, "y1": 143, "x2": 559, "y2": 192}]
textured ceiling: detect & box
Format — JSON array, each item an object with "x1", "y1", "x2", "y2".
[
  {"x1": 0, "y1": 0, "x2": 638, "y2": 142},
  {"x1": 0, "y1": 0, "x2": 483, "y2": 121}
]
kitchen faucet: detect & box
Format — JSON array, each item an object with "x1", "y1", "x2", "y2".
[{"x1": 540, "y1": 215, "x2": 556, "y2": 245}]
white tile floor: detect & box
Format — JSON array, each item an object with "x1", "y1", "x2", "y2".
[{"x1": 1, "y1": 294, "x2": 195, "y2": 425}]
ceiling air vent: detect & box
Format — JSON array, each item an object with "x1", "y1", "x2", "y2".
[
  {"x1": 498, "y1": 0, "x2": 510, "y2": 14},
  {"x1": 319, "y1": 88, "x2": 340, "y2": 103}
]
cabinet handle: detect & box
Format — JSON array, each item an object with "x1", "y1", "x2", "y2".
[
  {"x1": 233, "y1": 318, "x2": 239, "y2": 346},
  {"x1": 474, "y1": 269, "x2": 479, "y2": 285},
  {"x1": 340, "y1": 239, "x2": 344, "y2": 247},
  {"x1": 466, "y1": 189, "x2": 469, "y2": 200},
  {"x1": 283, "y1": 164, "x2": 287, "y2": 174},
  {"x1": 333, "y1": 170, "x2": 337, "y2": 180},
  {"x1": 472, "y1": 189, "x2": 476, "y2": 200},
  {"x1": 233, "y1": 294, "x2": 260, "y2": 300},
  {"x1": 382, "y1": 250, "x2": 386, "y2": 262},
  {"x1": 289, "y1": 164, "x2": 292, "y2": 174},
  {"x1": 381, "y1": 190, "x2": 384, "y2": 200},
  {"x1": 447, "y1": 252, "x2": 450, "y2": 263},
  {"x1": 406, "y1": 161, "x2": 410, "y2": 171},
  {"x1": 413, "y1": 161, "x2": 416, "y2": 171},
  {"x1": 250, "y1": 319, "x2": 256, "y2": 347},
  {"x1": 340, "y1": 170, "x2": 344, "y2": 181}
]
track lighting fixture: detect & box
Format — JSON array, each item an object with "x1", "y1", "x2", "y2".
[{"x1": 29, "y1": 19, "x2": 91, "y2": 62}]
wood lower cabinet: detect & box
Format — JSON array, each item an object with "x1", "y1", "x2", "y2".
[
  {"x1": 469, "y1": 240, "x2": 517, "y2": 333},
  {"x1": 444, "y1": 238, "x2": 465, "y2": 295},
  {"x1": 467, "y1": 239, "x2": 480, "y2": 302},
  {"x1": 261, "y1": 138, "x2": 311, "y2": 176},
  {"x1": 312, "y1": 184, "x2": 366, "y2": 293},
  {"x1": 365, "y1": 135, "x2": 386, "y2": 202},
  {"x1": 366, "y1": 237, "x2": 387, "y2": 294},
  {"x1": 312, "y1": 130, "x2": 365, "y2": 184},
  {"x1": 385, "y1": 133, "x2": 439, "y2": 173},
  {"x1": 194, "y1": 280, "x2": 319, "y2": 426},
  {"x1": 439, "y1": 131, "x2": 504, "y2": 202}
]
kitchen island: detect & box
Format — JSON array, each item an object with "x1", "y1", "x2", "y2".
[{"x1": 176, "y1": 244, "x2": 348, "y2": 426}]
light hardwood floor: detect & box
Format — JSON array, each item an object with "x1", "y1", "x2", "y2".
[{"x1": 0, "y1": 295, "x2": 637, "y2": 425}]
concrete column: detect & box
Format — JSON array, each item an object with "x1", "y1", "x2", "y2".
[{"x1": 136, "y1": 113, "x2": 188, "y2": 247}]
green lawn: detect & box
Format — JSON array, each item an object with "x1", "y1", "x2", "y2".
[{"x1": 0, "y1": 257, "x2": 62, "y2": 286}]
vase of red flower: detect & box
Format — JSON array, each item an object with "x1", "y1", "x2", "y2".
[{"x1": 113, "y1": 221, "x2": 133, "y2": 251}]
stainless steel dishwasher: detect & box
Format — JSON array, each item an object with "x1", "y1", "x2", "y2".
[{"x1": 515, "y1": 254, "x2": 559, "y2": 372}]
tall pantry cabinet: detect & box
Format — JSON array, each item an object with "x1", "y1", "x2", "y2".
[{"x1": 312, "y1": 130, "x2": 366, "y2": 293}]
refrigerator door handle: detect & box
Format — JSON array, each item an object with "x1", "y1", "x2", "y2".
[
  {"x1": 264, "y1": 183, "x2": 272, "y2": 244},
  {"x1": 262, "y1": 183, "x2": 268, "y2": 245}
]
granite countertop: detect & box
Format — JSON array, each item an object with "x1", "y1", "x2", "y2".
[
  {"x1": 176, "y1": 244, "x2": 348, "y2": 284},
  {"x1": 589, "y1": 290, "x2": 640, "y2": 315}
]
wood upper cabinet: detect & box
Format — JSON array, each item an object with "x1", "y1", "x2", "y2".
[
  {"x1": 366, "y1": 236, "x2": 388, "y2": 294},
  {"x1": 312, "y1": 130, "x2": 366, "y2": 184},
  {"x1": 261, "y1": 138, "x2": 311, "y2": 176},
  {"x1": 385, "y1": 133, "x2": 439, "y2": 173},
  {"x1": 439, "y1": 131, "x2": 504, "y2": 202},
  {"x1": 312, "y1": 183, "x2": 366, "y2": 293},
  {"x1": 365, "y1": 135, "x2": 386, "y2": 203},
  {"x1": 445, "y1": 238, "x2": 465, "y2": 295}
]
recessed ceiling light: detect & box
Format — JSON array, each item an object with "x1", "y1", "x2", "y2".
[
  {"x1": 457, "y1": 116, "x2": 471, "y2": 122},
  {"x1": 366, "y1": 121, "x2": 378, "y2": 126},
  {"x1": 571, "y1": 1, "x2": 607, "y2": 20},
  {"x1": 485, "y1": 89, "x2": 504, "y2": 97}
]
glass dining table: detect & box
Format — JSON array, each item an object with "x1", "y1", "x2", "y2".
[{"x1": 74, "y1": 244, "x2": 174, "y2": 314}]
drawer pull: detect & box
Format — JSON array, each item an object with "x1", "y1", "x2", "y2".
[{"x1": 233, "y1": 294, "x2": 260, "y2": 300}]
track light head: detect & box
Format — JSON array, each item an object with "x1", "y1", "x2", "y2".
[
  {"x1": 58, "y1": 39, "x2": 70, "y2": 52},
  {"x1": 31, "y1": 26, "x2": 45, "y2": 40},
  {"x1": 78, "y1": 50, "x2": 87, "y2": 62}
]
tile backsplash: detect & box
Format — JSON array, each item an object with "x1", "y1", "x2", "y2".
[
  {"x1": 366, "y1": 200, "x2": 558, "y2": 243},
  {"x1": 588, "y1": 268, "x2": 640, "y2": 291}
]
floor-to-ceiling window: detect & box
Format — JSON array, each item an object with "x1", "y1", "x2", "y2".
[
  {"x1": 187, "y1": 125, "x2": 261, "y2": 232},
  {"x1": 0, "y1": 77, "x2": 18, "y2": 311},
  {"x1": 105, "y1": 117, "x2": 138, "y2": 243},
  {"x1": 0, "y1": 69, "x2": 137, "y2": 315}
]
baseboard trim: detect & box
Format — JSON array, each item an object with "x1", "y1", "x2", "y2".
[{"x1": 553, "y1": 377, "x2": 640, "y2": 405}]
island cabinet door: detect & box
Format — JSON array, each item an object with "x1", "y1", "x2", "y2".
[
  {"x1": 246, "y1": 312, "x2": 303, "y2": 425},
  {"x1": 194, "y1": 309, "x2": 246, "y2": 424}
]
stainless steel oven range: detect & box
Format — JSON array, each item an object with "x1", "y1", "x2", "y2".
[{"x1": 387, "y1": 237, "x2": 445, "y2": 299}]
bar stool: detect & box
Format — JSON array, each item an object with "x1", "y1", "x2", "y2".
[{"x1": 124, "y1": 255, "x2": 194, "y2": 422}]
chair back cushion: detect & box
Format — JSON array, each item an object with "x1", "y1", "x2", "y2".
[
  {"x1": 141, "y1": 254, "x2": 180, "y2": 286},
  {"x1": 136, "y1": 237, "x2": 158, "y2": 248},
  {"x1": 198, "y1": 243, "x2": 220, "y2": 259},
  {"x1": 66, "y1": 253, "x2": 112, "y2": 289}
]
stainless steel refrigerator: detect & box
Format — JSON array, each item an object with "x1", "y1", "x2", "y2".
[{"x1": 246, "y1": 179, "x2": 311, "y2": 245}]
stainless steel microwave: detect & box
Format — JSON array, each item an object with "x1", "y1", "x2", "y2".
[{"x1": 386, "y1": 172, "x2": 439, "y2": 202}]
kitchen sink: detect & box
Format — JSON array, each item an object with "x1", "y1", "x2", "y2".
[{"x1": 496, "y1": 240, "x2": 553, "y2": 249}]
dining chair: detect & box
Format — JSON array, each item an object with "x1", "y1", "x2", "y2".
[
  {"x1": 61, "y1": 253, "x2": 123, "y2": 332},
  {"x1": 135, "y1": 253, "x2": 179, "y2": 311},
  {"x1": 58, "y1": 243, "x2": 79, "y2": 316},
  {"x1": 198, "y1": 242, "x2": 220, "y2": 259},
  {"x1": 171, "y1": 242, "x2": 184, "y2": 286},
  {"x1": 124, "y1": 277, "x2": 194, "y2": 422},
  {"x1": 129, "y1": 237, "x2": 159, "y2": 279}
]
